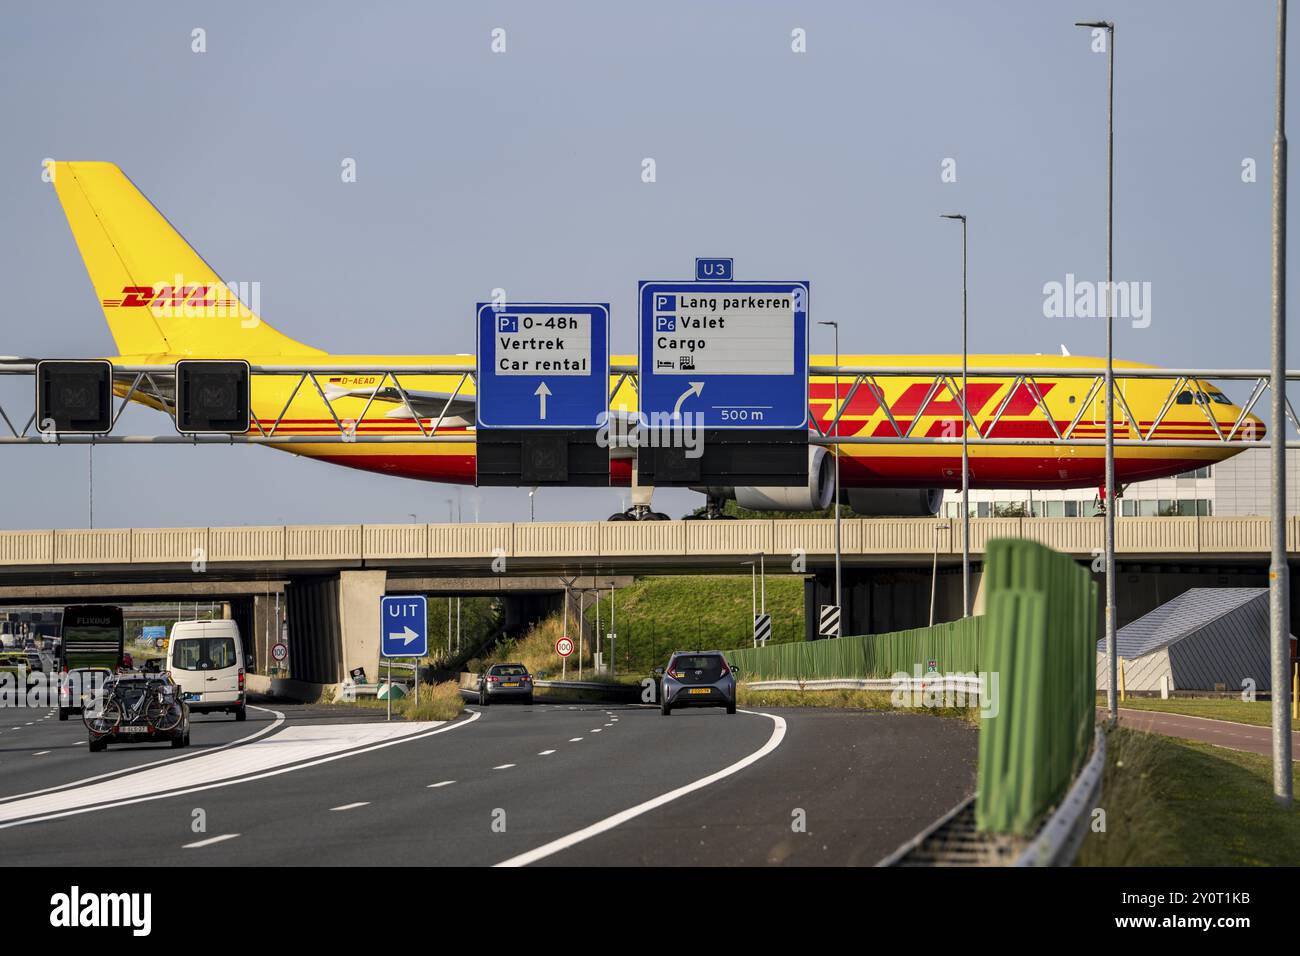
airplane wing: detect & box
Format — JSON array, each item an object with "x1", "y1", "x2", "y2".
[{"x1": 322, "y1": 384, "x2": 476, "y2": 426}]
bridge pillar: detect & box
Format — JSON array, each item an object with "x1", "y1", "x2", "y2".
[
  {"x1": 285, "y1": 570, "x2": 387, "y2": 685},
  {"x1": 228, "y1": 592, "x2": 280, "y2": 674},
  {"x1": 338, "y1": 570, "x2": 387, "y2": 681}
]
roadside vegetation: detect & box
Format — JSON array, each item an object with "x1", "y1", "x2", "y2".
[
  {"x1": 328, "y1": 679, "x2": 465, "y2": 722},
  {"x1": 471, "y1": 575, "x2": 804, "y2": 679},
  {"x1": 689, "y1": 500, "x2": 868, "y2": 520},
  {"x1": 1078, "y1": 728, "x2": 1300, "y2": 866},
  {"x1": 736, "y1": 685, "x2": 981, "y2": 726},
  {"x1": 1103, "y1": 694, "x2": 1299, "y2": 731},
  {"x1": 580, "y1": 574, "x2": 804, "y2": 669}
]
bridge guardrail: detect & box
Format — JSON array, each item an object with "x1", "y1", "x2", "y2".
[
  {"x1": 744, "y1": 676, "x2": 984, "y2": 698},
  {"x1": 4, "y1": 516, "x2": 1300, "y2": 568}
]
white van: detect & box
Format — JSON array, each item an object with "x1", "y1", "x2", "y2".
[{"x1": 166, "y1": 620, "x2": 248, "y2": 720}]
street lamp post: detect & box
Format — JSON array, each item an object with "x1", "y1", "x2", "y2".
[
  {"x1": 941, "y1": 213, "x2": 970, "y2": 617},
  {"x1": 818, "y1": 320, "x2": 842, "y2": 635},
  {"x1": 1076, "y1": 17, "x2": 1118, "y2": 725},
  {"x1": 1270, "y1": 0, "x2": 1293, "y2": 806}
]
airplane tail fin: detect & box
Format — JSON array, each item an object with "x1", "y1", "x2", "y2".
[{"x1": 50, "y1": 161, "x2": 322, "y2": 358}]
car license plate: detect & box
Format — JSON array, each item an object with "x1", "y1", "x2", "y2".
[
  {"x1": 502, "y1": 682, "x2": 519, "y2": 687},
  {"x1": 183, "y1": 693, "x2": 200, "y2": 701},
  {"x1": 689, "y1": 688, "x2": 711, "y2": 695},
  {"x1": 121, "y1": 725, "x2": 148, "y2": 734}
]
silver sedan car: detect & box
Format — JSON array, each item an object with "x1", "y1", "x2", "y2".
[
  {"x1": 477, "y1": 663, "x2": 534, "y2": 705},
  {"x1": 658, "y1": 651, "x2": 736, "y2": 716}
]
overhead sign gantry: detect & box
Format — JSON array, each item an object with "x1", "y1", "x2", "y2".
[
  {"x1": 475, "y1": 301, "x2": 611, "y2": 486},
  {"x1": 637, "y1": 259, "x2": 810, "y2": 486}
]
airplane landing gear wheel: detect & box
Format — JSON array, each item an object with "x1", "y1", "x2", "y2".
[
  {"x1": 684, "y1": 494, "x2": 734, "y2": 520},
  {"x1": 608, "y1": 506, "x2": 671, "y2": 521}
]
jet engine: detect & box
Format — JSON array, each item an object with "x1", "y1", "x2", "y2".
[
  {"x1": 730, "y1": 446, "x2": 835, "y2": 512},
  {"x1": 845, "y1": 488, "x2": 943, "y2": 517}
]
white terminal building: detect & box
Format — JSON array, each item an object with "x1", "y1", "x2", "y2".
[{"x1": 940, "y1": 448, "x2": 1300, "y2": 519}]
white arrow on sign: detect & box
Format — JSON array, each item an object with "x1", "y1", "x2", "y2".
[
  {"x1": 672, "y1": 382, "x2": 704, "y2": 418},
  {"x1": 388, "y1": 626, "x2": 420, "y2": 646},
  {"x1": 534, "y1": 381, "x2": 552, "y2": 420}
]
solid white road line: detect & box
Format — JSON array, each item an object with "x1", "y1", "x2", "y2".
[
  {"x1": 493, "y1": 764, "x2": 516, "y2": 770},
  {"x1": 0, "y1": 705, "x2": 287, "y2": 805},
  {"x1": 495, "y1": 711, "x2": 788, "y2": 868},
  {"x1": 0, "y1": 710, "x2": 480, "y2": 830},
  {"x1": 427, "y1": 780, "x2": 456, "y2": 788},
  {"x1": 537, "y1": 750, "x2": 555, "y2": 756},
  {"x1": 183, "y1": 833, "x2": 240, "y2": 849},
  {"x1": 331, "y1": 802, "x2": 370, "y2": 811}
]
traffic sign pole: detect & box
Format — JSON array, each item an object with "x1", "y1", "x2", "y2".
[{"x1": 379, "y1": 595, "x2": 428, "y2": 719}]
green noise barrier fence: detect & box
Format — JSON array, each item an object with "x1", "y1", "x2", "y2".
[
  {"x1": 975, "y1": 539, "x2": 1097, "y2": 835},
  {"x1": 728, "y1": 537, "x2": 1097, "y2": 838},
  {"x1": 726, "y1": 615, "x2": 984, "y2": 681}
]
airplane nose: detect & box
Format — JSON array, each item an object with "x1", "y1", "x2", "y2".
[{"x1": 1242, "y1": 411, "x2": 1266, "y2": 440}]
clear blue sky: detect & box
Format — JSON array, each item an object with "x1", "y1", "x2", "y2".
[{"x1": 0, "y1": 0, "x2": 1290, "y2": 527}]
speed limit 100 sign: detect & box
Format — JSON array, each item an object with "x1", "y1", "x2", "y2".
[{"x1": 555, "y1": 636, "x2": 574, "y2": 658}]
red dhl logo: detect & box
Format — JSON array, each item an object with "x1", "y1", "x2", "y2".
[
  {"x1": 100, "y1": 285, "x2": 237, "y2": 309},
  {"x1": 809, "y1": 380, "x2": 1058, "y2": 438}
]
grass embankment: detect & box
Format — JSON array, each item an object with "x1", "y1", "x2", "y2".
[
  {"x1": 737, "y1": 686, "x2": 981, "y2": 725},
  {"x1": 1102, "y1": 694, "x2": 1299, "y2": 731},
  {"x1": 330, "y1": 680, "x2": 465, "y2": 722},
  {"x1": 579, "y1": 574, "x2": 804, "y2": 672},
  {"x1": 1078, "y1": 727, "x2": 1300, "y2": 866}
]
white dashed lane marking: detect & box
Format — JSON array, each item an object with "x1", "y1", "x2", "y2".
[
  {"x1": 569, "y1": 737, "x2": 583, "y2": 742},
  {"x1": 492, "y1": 764, "x2": 516, "y2": 770},
  {"x1": 427, "y1": 780, "x2": 456, "y2": 789},
  {"x1": 330, "y1": 802, "x2": 370, "y2": 812},
  {"x1": 184, "y1": 833, "x2": 240, "y2": 849},
  {"x1": 31, "y1": 752, "x2": 49, "y2": 757}
]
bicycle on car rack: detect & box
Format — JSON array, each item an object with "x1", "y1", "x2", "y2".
[{"x1": 83, "y1": 672, "x2": 191, "y2": 751}]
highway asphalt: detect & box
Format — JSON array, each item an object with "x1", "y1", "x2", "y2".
[{"x1": 0, "y1": 697, "x2": 976, "y2": 866}]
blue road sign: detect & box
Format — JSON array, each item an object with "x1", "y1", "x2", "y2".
[
  {"x1": 638, "y1": 277, "x2": 809, "y2": 429},
  {"x1": 476, "y1": 303, "x2": 610, "y2": 429},
  {"x1": 380, "y1": 595, "x2": 428, "y2": 657},
  {"x1": 695, "y1": 258, "x2": 734, "y2": 281},
  {"x1": 141, "y1": 625, "x2": 166, "y2": 641}
]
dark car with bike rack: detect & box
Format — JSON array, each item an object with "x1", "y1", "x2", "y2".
[{"x1": 83, "y1": 673, "x2": 191, "y2": 751}]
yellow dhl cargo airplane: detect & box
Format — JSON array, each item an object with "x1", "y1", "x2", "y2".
[{"x1": 47, "y1": 161, "x2": 1261, "y2": 518}]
